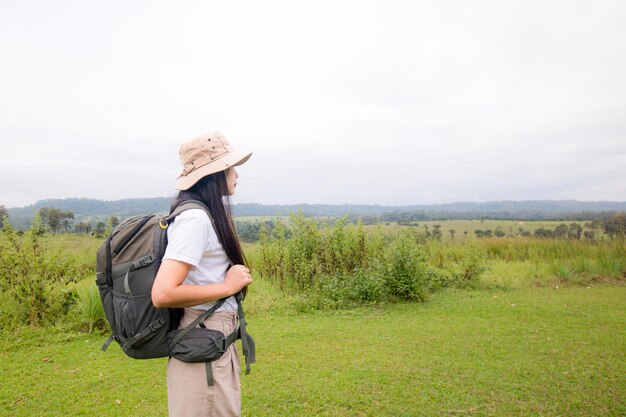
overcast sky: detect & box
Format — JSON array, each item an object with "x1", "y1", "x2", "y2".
[{"x1": 1, "y1": 0, "x2": 625, "y2": 208}]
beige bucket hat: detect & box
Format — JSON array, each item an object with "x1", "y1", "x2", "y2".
[{"x1": 175, "y1": 131, "x2": 252, "y2": 190}]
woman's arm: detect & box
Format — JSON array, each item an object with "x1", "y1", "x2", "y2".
[{"x1": 151, "y1": 260, "x2": 252, "y2": 308}]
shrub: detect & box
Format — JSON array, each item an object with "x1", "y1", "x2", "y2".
[
  {"x1": 314, "y1": 269, "x2": 385, "y2": 308},
  {"x1": 258, "y1": 214, "x2": 384, "y2": 291},
  {"x1": 0, "y1": 222, "x2": 83, "y2": 328},
  {"x1": 453, "y1": 246, "x2": 488, "y2": 287},
  {"x1": 285, "y1": 214, "x2": 321, "y2": 290},
  {"x1": 383, "y1": 236, "x2": 427, "y2": 301},
  {"x1": 258, "y1": 219, "x2": 288, "y2": 289},
  {"x1": 256, "y1": 214, "x2": 491, "y2": 307}
]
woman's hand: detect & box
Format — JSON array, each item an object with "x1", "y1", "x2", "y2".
[{"x1": 224, "y1": 264, "x2": 253, "y2": 295}]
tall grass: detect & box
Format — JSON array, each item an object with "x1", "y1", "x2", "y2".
[
  {"x1": 476, "y1": 237, "x2": 624, "y2": 264},
  {"x1": 474, "y1": 237, "x2": 625, "y2": 289},
  {"x1": 73, "y1": 279, "x2": 107, "y2": 333}
]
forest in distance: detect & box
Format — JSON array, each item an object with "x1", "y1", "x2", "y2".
[
  {"x1": 2, "y1": 198, "x2": 626, "y2": 249},
  {"x1": 4, "y1": 197, "x2": 626, "y2": 231}
]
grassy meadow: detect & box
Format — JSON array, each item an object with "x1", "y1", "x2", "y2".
[{"x1": 0, "y1": 219, "x2": 625, "y2": 416}]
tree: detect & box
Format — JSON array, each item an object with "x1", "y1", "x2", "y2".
[
  {"x1": 474, "y1": 229, "x2": 493, "y2": 238},
  {"x1": 449, "y1": 229, "x2": 456, "y2": 239},
  {"x1": 432, "y1": 224, "x2": 442, "y2": 240},
  {"x1": 105, "y1": 218, "x2": 114, "y2": 236},
  {"x1": 62, "y1": 219, "x2": 72, "y2": 233},
  {"x1": 602, "y1": 212, "x2": 626, "y2": 239},
  {"x1": 109, "y1": 216, "x2": 120, "y2": 229},
  {"x1": 567, "y1": 223, "x2": 582, "y2": 240},
  {"x1": 534, "y1": 227, "x2": 553, "y2": 238},
  {"x1": 38, "y1": 207, "x2": 75, "y2": 234},
  {"x1": 553, "y1": 223, "x2": 568, "y2": 239},
  {"x1": 74, "y1": 222, "x2": 92, "y2": 234},
  {"x1": 30, "y1": 212, "x2": 47, "y2": 236},
  {"x1": 0, "y1": 204, "x2": 8, "y2": 228},
  {"x1": 94, "y1": 221, "x2": 106, "y2": 238}
]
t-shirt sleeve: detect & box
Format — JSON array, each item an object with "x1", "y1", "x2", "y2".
[{"x1": 162, "y1": 209, "x2": 211, "y2": 267}]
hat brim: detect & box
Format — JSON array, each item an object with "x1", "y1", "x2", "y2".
[{"x1": 175, "y1": 150, "x2": 252, "y2": 191}]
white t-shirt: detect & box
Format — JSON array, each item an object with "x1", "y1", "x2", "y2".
[{"x1": 162, "y1": 208, "x2": 236, "y2": 312}]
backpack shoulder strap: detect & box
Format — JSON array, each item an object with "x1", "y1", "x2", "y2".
[
  {"x1": 235, "y1": 291, "x2": 255, "y2": 375},
  {"x1": 165, "y1": 199, "x2": 213, "y2": 225}
]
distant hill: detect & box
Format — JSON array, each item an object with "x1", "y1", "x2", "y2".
[{"x1": 6, "y1": 198, "x2": 626, "y2": 230}]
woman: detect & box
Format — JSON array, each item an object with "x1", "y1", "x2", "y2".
[{"x1": 152, "y1": 131, "x2": 253, "y2": 417}]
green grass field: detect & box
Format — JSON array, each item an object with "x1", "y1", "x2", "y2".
[
  {"x1": 1, "y1": 284, "x2": 624, "y2": 416},
  {"x1": 1, "y1": 222, "x2": 624, "y2": 416}
]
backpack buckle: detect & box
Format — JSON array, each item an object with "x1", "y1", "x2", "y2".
[{"x1": 149, "y1": 318, "x2": 165, "y2": 332}]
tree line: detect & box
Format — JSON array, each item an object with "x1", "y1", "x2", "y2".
[
  {"x1": 1, "y1": 204, "x2": 625, "y2": 241},
  {"x1": 7, "y1": 198, "x2": 626, "y2": 227},
  {"x1": 0, "y1": 205, "x2": 119, "y2": 238}
]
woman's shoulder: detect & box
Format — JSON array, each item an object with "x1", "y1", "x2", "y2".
[
  {"x1": 168, "y1": 208, "x2": 225, "y2": 256},
  {"x1": 175, "y1": 208, "x2": 212, "y2": 223},
  {"x1": 164, "y1": 208, "x2": 218, "y2": 264},
  {"x1": 169, "y1": 208, "x2": 215, "y2": 236}
]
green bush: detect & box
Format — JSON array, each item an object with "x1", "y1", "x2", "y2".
[
  {"x1": 257, "y1": 220, "x2": 288, "y2": 288},
  {"x1": 314, "y1": 268, "x2": 385, "y2": 308},
  {"x1": 0, "y1": 222, "x2": 84, "y2": 328},
  {"x1": 256, "y1": 214, "x2": 492, "y2": 307},
  {"x1": 453, "y1": 246, "x2": 488, "y2": 287},
  {"x1": 285, "y1": 214, "x2": 321, "y2": 290},
  {"x1": 383, "y1": 236, "x2": 427, "y2": 301},
  {"x1": 258, "y1": 214, "x2": 384, "y2": 292}
]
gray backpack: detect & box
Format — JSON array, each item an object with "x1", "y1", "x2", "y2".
[{"x1": 96, "y1": 200, "x2": 254, "y2": 382}]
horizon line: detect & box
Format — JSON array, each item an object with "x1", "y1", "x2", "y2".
[{"x1": 7, "y1": 197, "x2": 626, "y2": 210}]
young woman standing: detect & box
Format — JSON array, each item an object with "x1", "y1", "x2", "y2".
[{"x1": 152, "y1": 131, "x2": 253, "y2": 417}]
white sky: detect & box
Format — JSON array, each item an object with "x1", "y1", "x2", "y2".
[{"x1": 1, "y1": 0, "x2": 625, "y2": 208}]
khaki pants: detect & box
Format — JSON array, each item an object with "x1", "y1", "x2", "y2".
[{"x1": 167, "y1": 309, "x2": 241, "y2": 417}]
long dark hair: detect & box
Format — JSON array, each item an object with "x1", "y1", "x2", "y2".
[{"x1": 170, "y1": 170, "x2": 248, "y2": 272}]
